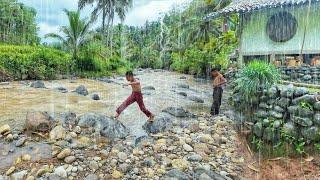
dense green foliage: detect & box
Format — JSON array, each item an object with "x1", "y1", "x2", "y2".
[
  {"x1": 0, "y1": 0, "x2": 39, "y2": 45},
  {"x1": 235, "y1": 61, "x2": 280, "y2": 101},
  {"x1": 0, "y1": 45, "x2": 72, "y2": 80}
]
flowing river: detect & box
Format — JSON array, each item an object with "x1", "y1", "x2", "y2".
[{"x1": 0, "y1": 69, "x2": 213, "y2": 138}]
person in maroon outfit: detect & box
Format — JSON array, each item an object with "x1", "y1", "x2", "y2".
[{"x1": 115, "y1": 71, "x2": 155, "y2": 122}]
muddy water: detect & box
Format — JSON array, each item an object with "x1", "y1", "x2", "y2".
[{"x1": 0, "y1": 70, "x2": 213, "y2": 137}]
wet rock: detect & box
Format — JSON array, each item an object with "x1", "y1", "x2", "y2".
[
  {"x1": 11, "y1": 170, "x2": 27, "y2": 180},
  {"x1": 30, "y1": 81, "x2": 45, "y2": 88},
  {"x1": 277, "y1": 97, "x2": 290, "y2": 108},
  {"x1": 178, "y1": 92, "x2": 187, "y2": 97},
  {"x1": 142, "y1": 86, "x2": 155, "y2": 90},
  {"x1": 163, "y1": 169, "x2": 189, "y2": 180},
  {"x1": 75, "y1": 85, "x2": 88, "y2": 96},
  {"x1": 295, "y1": 115, "x2": 314, "y2": 128},
  {"x1": 183, "y1": 144, "x2": 193, "y2": 152},
  {"x1": 15, "y1": 137, "x2": 26, "y2": 147},
  {"x1": 188, "y1": 154, "x2": 202, "y2": 162},
  {"x1": 314, "y1": 113, "x2": 320, "y2": 125},
  {"x1": 64, "y1": 156, "x2": 76, "y2": 164},
  {"x1": 292, "y1": 95, "x2": 318, "y2": 105},
  {"x1": 253, "y1": 122, "x2": 263, "y2": 137},
  {"x1": 171, "y1": 159, "x2": 189, "y2": 171},
  {"x1": 91, "y1": 94, "x2": 100, "y2": 100},
  {"x1": 280, "y1": 85, "x2": 295, "y2": 98},
  {"x1": 0, "y1": 124, "x2": 11, "y2": 135},
  {"x1": 25, "y1": 111, "x2": 52, "y2": 132},
  {"x1": 57, "y1": 148, "x2": 71, "y2": 159},
  {"x1": 56, "y1": 86, "x2": 68, "y2": 93},
  {"x1": 177, "y1": 84, "x2": 189, "y2": 89},
  {"x1": 49, "y1": 125, "x2": 66, "y2": 140},
  {"x1": 194, "y1": 167, "x2": 225, "y2": 180},
  {"x1": 77, "y1": 113, "x2": 129, "y2": 139},
  {"x1": 89, "y1": 161, "x2": 99, "y2": 171},
  {"x1": 189, "y1": 96, "x2": 204, "y2": 103},
  {"x1": 162, "y1": 107, "x2": 189, "y2": 117},
  {"x1": 118, "y1": 152, "x2": 127, "y2": 161},
  {"x1": 143, "y1": 114, "x2": 173, "y2": 133},
  {"x1": 84, "y1": 174, "x2": 98, "y2": 180},
  {"x1": 21, "y1": 154, "x2": 31, "y2": 161},
  {"x1": 269, "y1": 111, "x2": 283, "y2": 119},
  {"x1": 6, "y1": 166, "x2": 15, "y2": 176},
  {"x1": 314, "y1": 102, "x2": 320, "y2": 110},
  {"x1": 294, "y1": 87, "x2": 309, "y2": 97},
  {"x1": 54, "y1": 166, "x2": 67, "y2": 178},
  {"x1": 59, "y1": 112, "x2": 77, "y2": 127},
  {"x1": 283, "y1": 122, "x2": 298, "y2": 137},
  {"x1": 301, "y1": 126, "x2": 320, "y2": 141}
]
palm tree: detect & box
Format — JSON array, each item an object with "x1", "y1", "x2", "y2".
[
  {"x1": 78, "y1": 0, "x2": 132, "y2": 44},
  {"x1": 45, "y1": 9, "x2": 91, "y2": 59}
]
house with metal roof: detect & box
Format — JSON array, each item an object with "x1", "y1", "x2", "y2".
[{"x1": 206, "y1": 0, "x2": 320, "y2": 65}]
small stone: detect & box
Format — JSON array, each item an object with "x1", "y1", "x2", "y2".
[
  {"x1": 64, "y1": 156, "x2": 76, "y2": 164},
  {"x1": 11, "y1": 170, "x2": 28, "y2": 180},
  {"x1": 5, "y1": 134, "x2": 13, "y2": 141},
  {"x1": 89, "y1": 161, "x2": 99, "y2": 171},
  {"x1": 183, "y1": 144, "x2": 193, "y2": 152},
  {"x1": 21, "y1": 154, "x2": 31, "y2": 161},
  {"x1": 188, "y1": 154, "x2": 202, "y2": 162},
  {"x1": 171, "y1": 159, "x2": 189, "y2": 171},
  {"x1": 26, "y1": 176, "x2": 35, "y2": 180},
  {"x1": 117, "y1": 152, "x2": 127, "y2": 161},
  {"x1": 111, "y1": 169, "x2": 123, "y2": 179},
  {"x1": 6, "y1": 166, "x2": 15, "y2": 176},
  {"x1": 199, "y1": 134, "x2": 212, "y2": 143},
  {"x1": 49, "y1": 125, "x2": 66, "y2": 140},
  {"x1": 15, "y1": 137, "x2": 26, "y2": 147},
  {"x1": 91, "y1": 94, "x2": 100, "y2": 100},
  {"x1": 93, "y1": 157, "x2": 101, "y2": 161},
  {"x1": 54, "y1": 166, "x2": 67, "y2": 178},
  {"x1": 0, "y1": 124, "x2": 10, "y2": 135},
  {"x1": 57, "y1": 148, "x2": 71, "y2": 159}
]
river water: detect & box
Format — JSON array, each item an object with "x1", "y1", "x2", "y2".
[{"x1": 0, "y1": 69, "x2": 213, "y2": 137}]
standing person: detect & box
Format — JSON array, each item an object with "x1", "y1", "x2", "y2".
[
  {"x1": 115, "y1": 71, "x2": 155, "y2": 122},
  {"x1": 211, "y1": 66, "x2": 227, "y2": 116}
]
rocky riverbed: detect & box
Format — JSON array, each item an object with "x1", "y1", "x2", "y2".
[{"x1": 0, "y1": 69, "x2": 245, "y2": 179}]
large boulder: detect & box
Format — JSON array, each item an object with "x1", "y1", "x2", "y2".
[
  {"x1": 162, "y1": 169, "x2": 189, "y2": 180},
  {"x1": 253, "y1": 122, "x2": 263, "y2": 137},
  {"x1": 162, "y1": 107, "x2": 191, "y2": 118},
  {"x1": 193, "y1": 166, "x2": 225, "y2": 180},
  {"x1": 77, "y1": 113, "x2": 129, "y2": 139},
  {"x1": 188, "y1": 96, "x2": 204, "y2": 103},
  {"x1": 292, "y1": 95, "x2": 318, "y2": 105},
  {"x1": 75, "y1": 85, "x2": 88, "y2": 96},
  {"x1": 301, "y1": 126, "x2": 320, "y2": 142},
  {"x1": 143, "y1": 114, "x2": 173, "y2": 133},
  {"x1": 142, "y1": 86, "x2": 155, "y2": 91},
  {"x1": 30, "y1": 81, "x2": 46, "y2": 88},
  {"x1": 291, "y1": 116, "x2": 313, "y2": 127},
  {"x1": 282, "y1": 122, "x2": 298, "y2": 137},
  {"x1": 314, "y1": 113, "x2": 320, "y2": 126},
  {"x1": 277, "y1": 97, "x2": 290, "y2": 108},
  {"x1": 25, "y1": 112, "x2": 52, "y2": 132}
]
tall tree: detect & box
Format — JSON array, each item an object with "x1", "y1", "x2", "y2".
[
  {"x1": 78, "y1": 0, "x2": 132, "y2": 45},
  {"x1": 45, "y1": 9, "x2": 91, "y2": 59},
  {"x1": 0, "y1": 0, "x2": 39, "y2": 45}
]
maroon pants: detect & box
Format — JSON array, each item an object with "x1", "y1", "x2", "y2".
[{"x1": 116, "y1": 92, "x2": 152, "y2": 117}]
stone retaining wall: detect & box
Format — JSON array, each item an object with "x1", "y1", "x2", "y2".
[
  {"x1": 278, "y1": 65, "x2": 320, "y2": 84},
  {"x1": 232, "y1": 85, "x2": 320, "y2": 144}
]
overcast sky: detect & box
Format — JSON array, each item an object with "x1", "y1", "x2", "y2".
[{"x1": 18, "y1": 0, "x2": 190, "y2": 38}]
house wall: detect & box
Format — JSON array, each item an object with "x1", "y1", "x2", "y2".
[{"x1": 240, "y1": 3, "x2": 320, "y2": 56}]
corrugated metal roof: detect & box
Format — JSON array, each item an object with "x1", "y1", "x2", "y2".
[{"x1": 205, "y1": 0, "x2": 319, "y2": 19}]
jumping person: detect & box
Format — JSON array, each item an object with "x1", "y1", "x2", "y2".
[
  {"x1": 211, "y1": 66, "x2": 227, "y2": 116},
  {"x1": 115, "y1": 71, "x2": 155, "y2": 122}
]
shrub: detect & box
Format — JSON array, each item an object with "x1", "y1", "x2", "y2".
[
  {"x1": 0, "y1": 45, "x2": 73, "y2": 80},
  {"x1": 235, "y1": 60, "x2": 280, "y2": 101}
]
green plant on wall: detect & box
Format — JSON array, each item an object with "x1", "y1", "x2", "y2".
[
  {"x1": 299, "y1": 101, "x2": 313, "y2": 111},
  {"x1": 235, "y1": 60, "x2": 280, "y2": 102}
]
